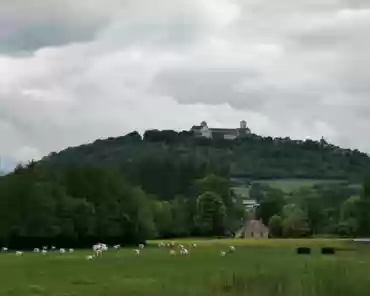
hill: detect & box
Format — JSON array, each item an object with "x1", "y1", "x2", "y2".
[
  {"x1": 1, "y1": 129, "x2": 370, "y2": 248},
  {"x1": 41, "y1": 130, "x2": 370, "y2": 185}
]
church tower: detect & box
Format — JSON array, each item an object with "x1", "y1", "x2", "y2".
[{"x1": 240, "y1": 120, "x2": 247, "y2": 129}]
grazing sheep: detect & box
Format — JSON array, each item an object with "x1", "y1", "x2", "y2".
[
  {"x1": 158, "y1": 242, "x2": 165, "y2": 248},
  {"x1": 51, "y1": 246, "x2": 56, "y2": 250},
  {"x1": 180, "y1": 248, "x2": 189, "y2": 256},
  {"x1": 134, "y1": 249, "x2": 140, "y2": 256},
  {"x1": 93, "y1": 243, "x2": 108, "y2": 256},
  {"x1": 42, "y1": 250, "x2": 47, "y2": 255},
  {"x1": 191, "y1": 243, "x2": 197, "y2": 248},
  {"x1": 113, "y1": 244, "x2": 120, "y2": 250},
  {"x1": 138, "y1": 244, "x2": 144, "y2": 249},
  {"x1": 86, "y1": 255, "x2": 94, "y2": 260},
  {"x1": 169, "y1": 250, "x2": 176, "y2": 256},
  {"x1": 69, "y1": 248, "x2": 74, "y2": 253},
  {"x1": 15, "y1": 251, "x2": 23, "y2": 256},
  {"x1": 220, "y1": 251, "x2": 226, "y2": 257},
  {"x1": 60, "y1": 248, "x2": 66, "y2": 254},
  {"x1": 229, "y1": 246, "x2": 235, "y2": 253},
  {"x1": 42, "y1": 246, "x2": 48, "y2": 250},
  {"x1": 2, "y1": 247, "x2": 8, "y2": 252},
  {"x1": 33, "y1": 248, "x2": 40, "y2": 253},
  {"x1": 93, "y1": 244, "x2": 100, "y2": 252}
]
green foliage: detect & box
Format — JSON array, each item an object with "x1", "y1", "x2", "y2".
[
  {"x1": 268, "y1": 215, "x2": 283, "y2": 237},
  {"x1": 0, "y1": 165, "x2": 158, "y2": 246},
  {"x1": 195, "y1": 192, "x2": 227, "y2": 236},
  {"x1": 282, "y1": 206, "x2": 311, "y2": 238},
  {"x1": 41, "y1": 130, "x2": 369, "y2": 185},
  {"x1": 336, "y1": 219, "x2": 358, "y2": 237},
  {"x1": 256, "y1": 188, "x2": 285, "y2": 225}
]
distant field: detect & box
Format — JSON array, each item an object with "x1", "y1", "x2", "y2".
[
  {"x1": 1, "y1": 238, "x2": 369, "y2": 296},
  {"x1": 232, "y1": 178, "x2": 358, "y2": 197}
]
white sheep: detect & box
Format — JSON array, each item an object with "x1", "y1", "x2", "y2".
[
  {"x1": 229, "y1": 246, "x2": 235, "y2": 253},
  {"x1": 42, "y1": 250, "x2": 47, "y2": 255},
  {"x1": 51, "y1": 246, "x2": 56, "y2": 250},
  {"x1": 93, "y1": 243, "x2": 107, "y2": 256},
  {"x1": 33, "y1": 248, "x2": 40, "y2": 253},
  {"x1": 60, "y1": 248, "x2": 66, "y2": 254},
  {"x1": 158, "y1": 242, "x2": 165, "y2": 248},
  {"x1": 86, "y1": 255, "x2": 94, "y2": 260},
  {"x1": 68, "y1": 248, "x2": 74, "y2": 253},
  {"x1": 220, "y1": 251, "x2": 226, "y2": 257},
  {"x1": 180, "y1": 248, "x2": 189, "y2": 256},
  {"x1": 191, "y1": 243, "x2": 197, "y2": 248},
  {"x1": 169, "y1": 250, "x2": 176, "y2": 256},
  {"x1": 42, "y1": 246, "x2": 48, "y2": 250},
  {"x1": 15, "y1": 251, "x2": 23, "y2": 256},
  {"x1": 2, "y1": 247, "x2": 8, "y2": 252},
  {"x1": 113, "y1": 244, "x2": 121, "y2": 250},
  {"x1": 138, "y1": 244, "x2": 144, "y2": 249},
  {"x1": 134, "y1": 249, "x2": 140, "y2": 256}
]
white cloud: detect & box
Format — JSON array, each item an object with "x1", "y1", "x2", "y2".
[{"x1": 0, "y1": 0, "x2": 370, "y2": 166}]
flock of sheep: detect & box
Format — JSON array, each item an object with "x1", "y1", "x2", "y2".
[
  {"x1": 1, "y1": 246, "x2": 74, "y2": 256},
  {"x1": 1, "y1": 242, "x2": 236, "y2": 259}
]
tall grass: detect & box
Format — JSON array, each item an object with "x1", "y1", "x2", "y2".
[{"x1": 0, "y1": 239, "x2": 368, "y2": 296}]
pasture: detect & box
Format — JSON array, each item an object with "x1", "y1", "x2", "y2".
[
  {"x1": 1, "y1": 238, "x2": 369, "y2": 296},
  {"x1": 232, "y1": 178, "x2": 359, "y2": 197}
]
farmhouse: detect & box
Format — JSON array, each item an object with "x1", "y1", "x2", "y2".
[
  {"x1": 236, "y1": 219, "x2": 269, "y2": 239},
  {"x1": 191, "y1": 120, "x2": 251, "y2": 140}
]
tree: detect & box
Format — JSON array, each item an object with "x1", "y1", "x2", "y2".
[
  {"x1": 336, "y1": 219, "x2": 357, "y2": 237},
  {"x1": 256, "y1": 188, "x2": 284, "y2": 225},
  {"x1": 171, "y1": 196, "x2": 191, "y2": 237},
  {"x1": 268, "y1": 215, "x2": 283, "y2": 237},
  {"x1": 195, "y1": 192, "x2": 226, "y2": 236},
  {"x1": 249, "y1": 183, "x2": 265, "y2": 203},
  {"x1": 282, "y1": 206, "x2": 310, "y2": 238},
  {"x1": 152, "y1": 200, "x2": 173, "y2": 237},
  {"x1": 296, "y1": 188, "x2": 323, "y2": 235},
  {"x1": 195, "y1": 174, "x2": 243, "y2": 234}
]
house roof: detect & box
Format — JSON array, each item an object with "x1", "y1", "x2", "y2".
[
  {"x1": 191, "y1": 125, "x2": 201, "y2": 130},
  {"x1": 245, "y1": 219, "x2": 269, "y2": 233}
]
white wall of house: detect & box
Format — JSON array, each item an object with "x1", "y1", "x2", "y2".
[{"x1": 200, "y1": 125, "x2": 212, "y2": 138}]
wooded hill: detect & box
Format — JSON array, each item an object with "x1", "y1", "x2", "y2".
[
  {"x1": 1, "y1": 129, "x2": 370, "y2": 248},
  {"x1": 42, "y1": 129, "x2": 369, "y2": 184}
]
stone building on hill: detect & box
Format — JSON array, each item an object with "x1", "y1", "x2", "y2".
[{"x1": 190, "y1": 120, "x2": 251, "y2": 140}]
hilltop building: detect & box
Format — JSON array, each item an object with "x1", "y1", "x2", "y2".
[{"x1": 190, "y1": 120, "x2": 251, "y2": 140}]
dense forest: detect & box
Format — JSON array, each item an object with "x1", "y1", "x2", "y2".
[{"x1": 1, "y1": 129, "x2": 370, "y2": 248}]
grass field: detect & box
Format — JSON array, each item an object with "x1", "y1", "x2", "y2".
[
  {"x1": 232, "y1": 178, "x2": 358, "y2": 197},
  {"x1": 1, "y1": 238, "x2": 369, "y2": 296}
]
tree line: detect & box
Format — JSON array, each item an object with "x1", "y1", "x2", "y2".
[
  {"x1": 0, "y1": 162, "x2": 245, "y2": 248},
  {"x1": 251, "y1": 179, "x2": 370, "y2": 238}
]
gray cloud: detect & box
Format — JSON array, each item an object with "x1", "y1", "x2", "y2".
[{"x1": 0, "y1": 0, "x2": 370, "y2": 166}]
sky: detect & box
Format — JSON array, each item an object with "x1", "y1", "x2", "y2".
[{"x1": 0, "y1": 0, "x2": 370, "y2": 170}]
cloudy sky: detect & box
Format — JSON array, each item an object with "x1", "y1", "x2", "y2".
[{"x1": 0, "y1": 0, "x2": 370, "y2": 170}]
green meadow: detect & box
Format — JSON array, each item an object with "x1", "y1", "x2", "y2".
[{"x1": 1, "y1": 238, "x2": 369, "y2": 296}]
